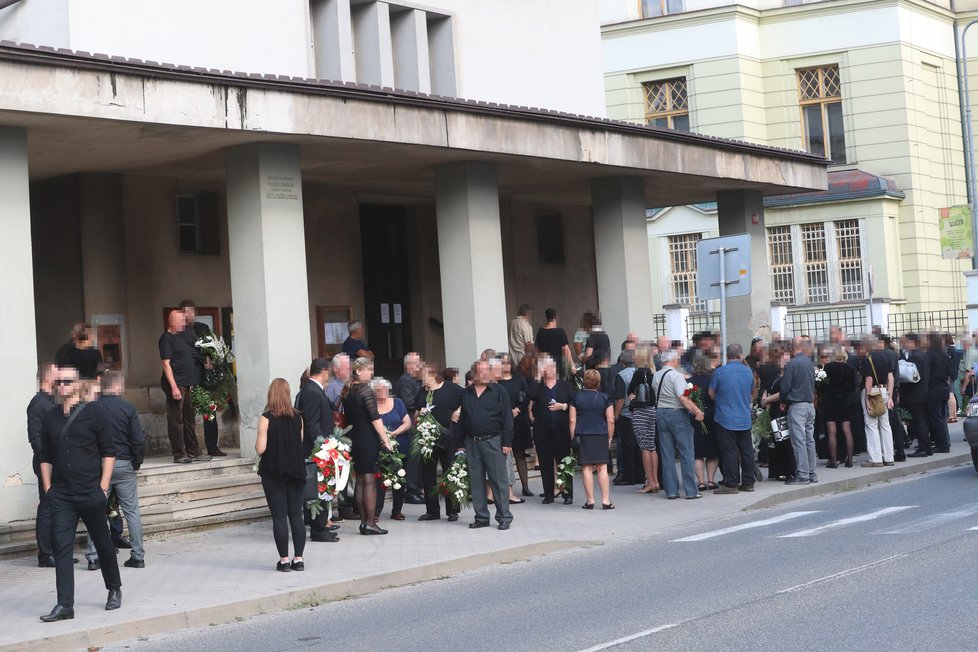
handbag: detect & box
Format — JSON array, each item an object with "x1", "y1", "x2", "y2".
[
  {"x1": 302, "y1": 461, "x2": 320, "y2": 502},
  {"x1": 866, "y1": 356, "x2": 887, "y2": 418},
  {"x1": 770, "y1": 416, "x2": 790, "y2": 442},
  {"x1": 633, "y1": 369, "x2": 652, "y2": 404},
  {"x1": 897, "y1": 358, "x2": 920, "y2": 384}
]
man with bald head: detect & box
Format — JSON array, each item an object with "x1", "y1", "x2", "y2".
[
  {"x1": 159, "y1": 309, "x2": 202, "y2": 464},
  {"x1": 781, "y1": 336, "x2": 817, "y2": 484}
]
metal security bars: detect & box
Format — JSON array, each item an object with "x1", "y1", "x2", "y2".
[{"x1": 667, "y1": 233, "x2": 703, "y2": 311}]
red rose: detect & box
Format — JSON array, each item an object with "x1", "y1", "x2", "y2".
[{"x1": 375, "y1": 473, "x2": 382, "y2": 479}]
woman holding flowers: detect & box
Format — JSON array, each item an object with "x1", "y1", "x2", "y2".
[
  {"x1": 341, "y1": 358, "x2": 393, "y2": 535},
  {"x1": 371, "y1": 377, "x2": 411, "y2": 521},
  {"x1": 569, "y1": 369, "x2": 615, "y2": 509},
  {"x1": 255, "y1": 378, "x2": 306, "y2": 571},
  {"x1": 529, "y1": 354, "x2": 575, "y2": 505},
  {"x1": 415, "y1": 362, "x2": 465, "y2": 521}
]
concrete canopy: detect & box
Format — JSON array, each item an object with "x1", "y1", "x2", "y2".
[{"x1": 0, "y1": 42, "x2": 827, "y2": 204}]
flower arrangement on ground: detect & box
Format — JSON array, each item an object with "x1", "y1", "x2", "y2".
[
  {"x1": 434, "y1": 451, "x2": 471, "y2": 510},
  {"x1": 376, "y1": 437, "x2": 407, "y2": 491},
  {"x1": 684, "y1": 383, "x2": 709, "y2": 434},
  {"x1": 555, "y1": 455, "x2": 577, "y2": 496},
  {"x1": 307, "y1": 425, "x2": 353, "y2": 519},
  {"x1": 896, "y1": 406, "x2": 912, "y2": 429},
  {"x1": 191, "y1": 333, "x2": 236, "y2": 420},
  {"x1": 412, "y1": 391, "x2": 444, "y2": 463}
]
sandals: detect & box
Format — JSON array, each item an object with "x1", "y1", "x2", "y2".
[
  {"x1": 697, "y1": 483, "x2": 708, "y2": 492},
  {"x1": 582, "y1": 502, "x2": 594, "y2": 510},
  {"x1": 706, "y1": 482, "x2": 719, "y2": 490},
  {"x1": 602, "y1": 503, "x2": 615, "y2": 510}
]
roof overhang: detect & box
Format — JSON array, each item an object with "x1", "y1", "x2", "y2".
[{"x1": 0, "y1": 42, "x2": 828, "y2": 207}]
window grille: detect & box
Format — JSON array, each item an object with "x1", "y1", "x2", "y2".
[
  {"x1": 767, "y1": 225, "x2": 796, "y2": 304},
  {"x1": 835, "y1": 219, "x2": 864, "y2": 301},
  {"x1": 667, "y1": 233, "x2": 703, "y2": 311},
  {"x1": 800, "y1": 223, "x2": 829, "y2": 304}
]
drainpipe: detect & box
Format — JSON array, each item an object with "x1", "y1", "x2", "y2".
[{"x1": 0, "y1": 0, "x2": 23, "y2": 11}]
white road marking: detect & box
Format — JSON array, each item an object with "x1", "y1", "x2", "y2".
[
  {"x1": 778, "y1": 506, "x2": 915, "y2": 538},
  {"x1": 671, "y1": 511, "x2": 821, "y2": 542},
  {"x1": 778, "y1": 554, "x2": 909, "y2": 594},
  {"x1": 968, "y1": 526, "x2": 978, "y2": 531},
  {"x1": 577, "y1": 623, "x2": 682, "y2": 652},
  {"x1": 881, "y1": 506, "x2": 978, "y2": 534}
]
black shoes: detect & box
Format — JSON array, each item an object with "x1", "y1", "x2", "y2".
[
  {"x1": 40, "y1": 605, "x2": 74, "y2": 622},
  {"x1": 417, "y1": 513, "x2": 441, "y2": 521},
  {"x1": 738, "y1": 485, "x2": 756, "y2": 492},
  {"x1": 360, "y1": 523, "x2": 388, "y2": 535},
  {"x1": 404, "y1": 494, "x2": 426, "y2": 505},
  {"x1": 173, "y1": 456, "x2": 192, "y2": 464},
  {"x1": 521, "y1": 488, "x2": 534, "y2": 497},
  {"x1": 38, "y1": 556, "x2": 56, "y2": 568},
  {"x1": 123, "y1": 557, "x2": 144, "y2": 568},
  {"x1": 290, "y1": 560, "x2": 304, "y2": 571},
  {"x1": 785, "y1": 477, "x2": 810, "y2": 485},
  {"x1": 563, "y1": 496, "x2": 573, "y2": 505},
  {"x1": 447, "y1": 514, "x2": 459, "y2": 522},
  {"x1": 602, "y1": 503, "x2": 615, "y2": 510},
  {"x1": 612, "y1": 479, "x2": 633, "y2": 486},
  {"x1": 209, "y1": 448, "x2": 229, "y2": 457},
  {"x1": 113, "y1": 537, "x2": 132, "y2": 549},
  {"x1": 826, "y1": 460, "x2": 839, "y2": 469},
  {"x1": 468, "y1": 520, "x2": 490, "y2": 529},
  {"x1": 908, "y1": 450, "x2": 932, "y2": 458},
  {"x1": 311, "y1": 530, "x2": 339, "y2": 542},
  {"x1": 105, "y1": 588, "x2": 122, "y2": 611},
  {"x1": 542, "y1": 497, "x2": 554, "y2": 504},
  {"x1": 276, "y1": 561, "x2": 291, "y2": 572},
  {"x1": 87, "y1": 560, "x2": 101, "y2": 571},
  {"x1": 498, "y1": 523, "x2": 510, "y2": 530}
]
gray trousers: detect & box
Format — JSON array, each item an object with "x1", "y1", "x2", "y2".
[
  {"x1": 467, "y1": 436, "x2": 513, "y2": 525},
  {"x1": 86, "y1": 459, "x2": 145, "y2": 561},
  {"x1": 787, "y1": 402, "x2": 817, "y2": 479}
]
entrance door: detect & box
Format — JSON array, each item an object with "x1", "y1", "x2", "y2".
[{"x1": 360, "y1": 204, "x2": 412, "y2": 380}]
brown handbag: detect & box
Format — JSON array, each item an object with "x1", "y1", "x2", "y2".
[{"x1": 866, "y1": 356, "x2": 887, "y2": 418}]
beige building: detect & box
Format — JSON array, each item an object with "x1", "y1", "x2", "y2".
[{"x1": 602, "y1": 0, "x2": 976, "y2": 336}]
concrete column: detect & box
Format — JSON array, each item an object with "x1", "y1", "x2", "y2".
[
  {"x1": 966, "y1": 271, "x2": 978, "y2": 335},
  {"x1": 869, "y1": 299, "x2": 891, "y2": 334},
  {"x1": 717, "y1": 190, "x2": 771, "y2": 349},
  {"x1": 592, "y1": 177, "x2": 654, "y2": 346},
  {"x1": 0, "y1": 127, "x2": 39, "y2": 521},
  {"x1": 434, "y1": 162, "x2": 507, "y2": 369},
  {"x1": 770, "y1": 303, "x2": 788, "y2": 338},
  {"x1": 390, "y1": 8, "x2": 430, "y2": 93},
  {"x1": 663, "y1": 304, "x2": 689, "y2": 344},
  {"x1": 79, "y1": 174, "x2": 127, "y2": 315},
  {"x1": 352, "y1": 0, "x2": 394, "y2": 87},
  {"x1": 225, "y1": 144, "x2": 312, "y2": 456},
  {"x1": 310, "y1": 0, "x2": 356, "y2": 82}
]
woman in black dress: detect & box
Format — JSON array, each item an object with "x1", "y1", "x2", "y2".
[
  {"x1": 529, "y1": 354, "x2": 575, "y2": 504},
  {"x1": 822, "y1": 347, "x2": 855, "y2": 467},
  {"x1": 256, "y1": 378, "x2": 307, "y2": 571},
  {"x1": 759, "y1": 344, "x2": 797, "y2": 481},
  {"x1": 415, "y1": 362, "x2": 465, "y2": 521},
  {"x1": 499, "y1": 354, "x2": 533, "y2": 497},
  {"x1": 341, "y1": 357, "x2": 393, "y2": 535},
  {"x1": 688, "y1": 356, "x2": 719, "y2": 491},
  {"x1": 570, "y1": 369, "x2": 615, "y2": 509}
]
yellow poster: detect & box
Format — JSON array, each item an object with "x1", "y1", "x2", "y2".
[{"x1": 939, "y1": 206, "x2": 973, "y2": 260}]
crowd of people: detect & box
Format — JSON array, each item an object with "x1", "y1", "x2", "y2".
[{"x1": 28, "y1": 299, "x2": 972, "y2": 622}]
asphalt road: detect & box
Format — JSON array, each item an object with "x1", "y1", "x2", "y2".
[{"x1": 106, "y1": 465, "x2": 978, "y2": 652}]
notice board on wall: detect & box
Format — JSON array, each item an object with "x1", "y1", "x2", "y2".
[{"x1": 316, "y1": 305, "x2": 353, "y2": 359}]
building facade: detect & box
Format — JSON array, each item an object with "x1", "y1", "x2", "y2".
[{"x1": 602, "y1": 0, "x2": 975, "y2": 336}]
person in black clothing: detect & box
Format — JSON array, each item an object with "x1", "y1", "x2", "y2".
[
  {"x1": 159, "y1": 309, "x2": 202, "y2": 463},
  {"x1": 66, "y1": 325, "x2": 103, "y2": 380},
  {"x1": 296, "y1": 357, "x2": 338, "y2": 543},
  {"x1": 879, "y1": 335, "x2": 907, "y2": 462},
  {"x1": 457, "y1": 359, "x2": 515, "y2": 530},
  {"x1": 570, "y1": 369, "x2": 615, "y2": 509},
  {"x1": 27, "y1": 363, "x2": 58, "y2": 568},
  {"x1": 535, "y1": 308, "x2": 575, "y2": 378},
  {"x1": 38, "y1": 366, "x2": 122, "y2": 622},
  {"x1": 902, "y1": 334, "x2": 932, "y2": 456},
  {"x1": 822, "y1": 348, "x2": 855, "y2": 467},
  {"x1": 759, "y1": 344, "x2": 797, "y2": 481},
  {"x1": 54, "y1": 323, "x2": 86, "y2": 367},
  {"x1": 342, "y1": 358, "x2": 393, "y2": 535},
  {"x1": 256, "y1": 378, "x2": 307, "y2": 571},
  {"x1": 926, "y1": 333, "x2": 952, "y2": 453},
  {"x1": 582, "y1": 313, "x2": 612, "y2": 371},
  {"x1": 529, "y1": 355, "x2": 575, "y2": 505},
  {"x1": 415, "y1": 362, "x2": 465, "y2": 521},
  {"x1": 180, "y1": 300, "x2": 223, "y2": 457},
  {"x1": 394, "y1": 352, "x2": 425, "y2": 504},
  {"x1": 84, "y1": 371, "x2": 147, "y2": 569},
  {"x1": 498, "y1": 353, "x2": 533, "y2": 497}
]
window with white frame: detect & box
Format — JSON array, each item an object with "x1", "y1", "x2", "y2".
[
  {"x1": 765, "y1": 220, "x2": 866, "y2": 306},
  {"x1": 666, "y1": 233, "x2": 703, "y2": 311}
]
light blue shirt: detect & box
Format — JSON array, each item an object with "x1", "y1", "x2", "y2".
[{"x1": 709, "y1": 361, "x2": 753, "y2": 431}]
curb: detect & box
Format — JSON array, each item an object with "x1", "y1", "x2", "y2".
[
  {"x1": 745, "y1": 452, "x2": 972, "y2": 511},
  {"x1": 0, "y1": 539, "x2": 593, "y2": 652}
]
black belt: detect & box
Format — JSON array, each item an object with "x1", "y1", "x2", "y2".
[{"x1": 472, "y1": 432, "x2": 500, "y2": 443}]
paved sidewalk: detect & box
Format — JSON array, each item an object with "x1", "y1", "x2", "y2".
[{"x1": 1, "y1": 431, "x2": 971, "y2": 652}]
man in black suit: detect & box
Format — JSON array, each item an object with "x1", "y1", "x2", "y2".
[
  {"x1": 28, "y1": 363, "x2": 59, "y2": 567},
  {"x1": 180, "y1": 300, "x2": 220, "y2": 458},
  {"x1": 902, "y1": 334, "x2": 932, "y2": 456},
  {"x1": 297, "y1": 357, "x2": 338, "y2": 542}
]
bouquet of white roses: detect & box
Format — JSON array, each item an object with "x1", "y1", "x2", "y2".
[
  {"x1": 376, "y1": 437, "x2": 407, "y2": 491},
  {"x1": 555, "y1": 455, "x2": 577, "y2": 496},
  {"x1": 307, "y1": 428, "x2": 353, "y2": 519},
  {"x1": 434, "y1": 451, "x2": 471, "y2": 510},
  {"x1": 412, "y1": 391, "x2": 444, "y2": 463}
]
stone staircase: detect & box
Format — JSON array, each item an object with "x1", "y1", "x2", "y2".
[{"x1": 0, "y1": 452, "x2": 267, "y2": 560}]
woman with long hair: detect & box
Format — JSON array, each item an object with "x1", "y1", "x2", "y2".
[
  {"x1": 759, "y1": 344, "x2": 798, "y2": 481},
  {"x1": 822, "y1": 347, "x2": 855, "y2": 467},
  {"x1": 341, "y1": 358, "x2": 393, "y2": 535},
  {"x1": 499, "y1": 353, "x2": 533, "y2": 497},
  {"x1": 256, "y1": 378, "x2": 307, "y2": 571}
]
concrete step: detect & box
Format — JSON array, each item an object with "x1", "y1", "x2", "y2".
[
  {"x1": 138, "y1": 456, "x2": 255, "y2": 486},
  {"x1": 138, "y1": 474, "x2": 263, "y2": 508},
  {"x1": 140, "y1": 490, "x2": 268, "y2": 525}
]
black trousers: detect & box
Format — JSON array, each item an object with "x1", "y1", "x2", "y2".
[
  {"x1": 49, "y1": 486, "x2": 121, "y2": 608},
  {"x1": 615, "y1": 418, "x2": 644, "y2": 484},
  {"x1": 715, "y1": 423, "x2": 755, "y2": 488},
  {"x1": 905, "y1": 399, "x2": 929, "y2": 451},
  {"x1": 421, "y1": 446, "x2": 459, "y2": 517},
  {"x1": 204, "y1": 417, "x2": 219, "y2": 453},
  {"x1": 261, "y1": 475, "x2": 306, "y2": 558},
  {"x1": 33, "y1": 456, "x2": 53, "y2": 560},
  {"x1": 536, "y1": 426, "x2": 572, "y2": 498},
  {"x1": 927, "y1": 398, "x2": 950, "y2": 451},
  {"x1": 376, "y1": 483, "x2": 405, "y2": 516}
]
